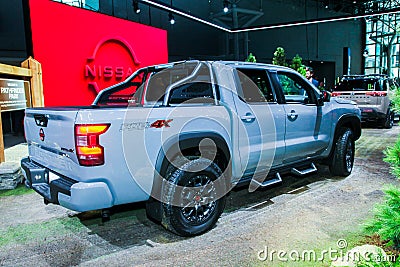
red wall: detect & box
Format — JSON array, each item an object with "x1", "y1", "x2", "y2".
[{"x1": 29, "y1": 0, "x2": 168, "y2": 106}]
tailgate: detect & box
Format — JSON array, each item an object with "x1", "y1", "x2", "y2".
[
  {"x1": 24, "y1": 107, "x2": 79, "y2": 173},
  {"x1": 336, "y1": 91, "x2": 378, "y2": 105}
]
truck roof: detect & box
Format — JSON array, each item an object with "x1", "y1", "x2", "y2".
[
  {"x1": 145, "y1": 60, "x2": 296, "y2": 73},
  {"x1": 214, "y1": 61, "x2": 290, "y2": 70}
]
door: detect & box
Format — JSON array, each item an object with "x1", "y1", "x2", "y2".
[
  {"x1": 273, "y1": 71, "x2": 330, "y2": 163},
  {"x1": 232, "y1": 67, "x2": 285, "y2": 177}
]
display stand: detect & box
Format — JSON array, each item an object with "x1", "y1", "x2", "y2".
[{"x1": 0, "y1": 58, "x2": 44, "y2": 162}]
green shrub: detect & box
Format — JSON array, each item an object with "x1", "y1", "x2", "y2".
[
  {"x1": 272, "y1": 47, "x2": 288, "y2": 67},
  {"x1": 245, "y1": 53, "x2": 256, "y2": 63},
  {"x1": 391, "y1": 87, "x2": 400, "y2": 114},
  {"x1": 384, "y1": 138, "x2": 400, "y2": 178},
  {"x1": 290, "y1": 54, "x2": 306, "y2": 77},
  {"x1": 364, "y1": 185, "x2": 400, "y2": 249},
  {"x1": 355, "y1": 256, "x2": 395, "y2": 267}
]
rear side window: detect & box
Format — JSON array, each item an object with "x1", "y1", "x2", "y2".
[
  {"x1": 166, "y1": 62, "x2": 217, "y2": 105},
  {"x1": 96, "y1": 70, "x2": 148, "y2": 106},
  {"x1": 236, "y1": 68, "x2": 275, "y2": 103},
  {"x1": 169, "y1": 82, "x2": 215, "y2": 104},
  {"x1": 145, "y1": 72, "x2": 169, "y2": 102},
  {"x1": 144, "y1": 62, "x2": 201, "y2": 104},
  {"x1": 96, "y1": 62, "x2": 218, "y2": 107}
]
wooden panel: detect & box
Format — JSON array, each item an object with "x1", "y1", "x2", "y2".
[
  {"x1": 0, "y1": 106, "x2": 4, "y2": 163},
  {"x1": 0, "y1": 63, "x2": 32, "y2": 77},
  {"x1": 21, "y1": 57, "x2": 44, "y2": 107}
]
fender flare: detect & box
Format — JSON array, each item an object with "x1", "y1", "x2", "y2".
[
  {"x1": 335, "y1": 114, "x2": 361, "y2": 141},
  {"x1": 146, "y1": 132, "x2": 231, "y2": 222},
  {"x1": 324, "y1": 114, "x2": 361, "y2": 163}
]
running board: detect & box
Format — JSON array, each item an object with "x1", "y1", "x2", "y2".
[
  {"x1": 250, "y1": 173, "x2": 282, "y2": 188},
  {"x1": 291, "y1": 163, "x2": 317, "y2": 176}
]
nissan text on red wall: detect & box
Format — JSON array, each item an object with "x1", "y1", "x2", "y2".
[{"x1": 28, "y1": 0, "x2": 168, "y2": 106}]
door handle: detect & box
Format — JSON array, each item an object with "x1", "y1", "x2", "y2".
[
  {"x1": 34, "y1": 114, "x2": 48, "y2": 127},
  {"x1": 241, "y1": 113, "x2": 256, "y2": 123},
  {"x1": 287, "y1": 110, "x2": 298, "y2": 121}
]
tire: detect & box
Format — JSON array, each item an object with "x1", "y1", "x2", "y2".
[
  {"x1": 161, "y1": 158, "x2": 226, "y2": 236},
  {"x1": 382, "y1": 109, "x2": 394, "y2": 129},
  {"x1": 329, "y1": 128, "x2": 355, "y2": 177}
]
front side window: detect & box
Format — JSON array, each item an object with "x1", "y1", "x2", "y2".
[{"x1": 276, "y1": 72, "x2": 316, "y2": 104}]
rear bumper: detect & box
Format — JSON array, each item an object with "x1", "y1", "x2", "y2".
[
  {"x1": 21, "y1": 157, "x2": 113, "y2": 212},
  {"x1": 359, "y1": 107, "x2": 386, "y2": 122}
]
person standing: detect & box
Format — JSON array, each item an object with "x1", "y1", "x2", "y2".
[{"x1": 306, "y1": 67, "x2": 319, "y2": 87}]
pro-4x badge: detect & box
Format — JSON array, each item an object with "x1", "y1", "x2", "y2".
[
  {"x1": 39, "y1": 128, "x2": 45, "y2": 141},
  {"x1": 150, "y1": 119, "x2": 173, "y2": 128}
]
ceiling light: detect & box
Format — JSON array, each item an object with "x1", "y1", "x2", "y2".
[
  {"x1": 223, "y1": 0, "x2": 229, "y2": 13},
  {"x1": 133, "y1": 0, "x2": 141, "y2": 14},
  {"x1": 169, "y1": 13, "x2": 175, "y2": 24},
  {"x1": 140, "y1": 0, "x2": 228, "y2": 31},
  {"x1": 140, "y1": 0, "x2": 400, "y2": 33}
]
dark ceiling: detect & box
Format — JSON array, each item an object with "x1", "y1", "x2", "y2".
[
  {"x1": 319, "y1": 0, "x2": 400, "y2": 14},
  {"x1": 137, "y1": 0, "x2": 400, "y2": 32}
]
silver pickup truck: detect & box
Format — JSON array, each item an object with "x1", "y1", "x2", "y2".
[{"x1": 21, "y1": 61, "x2": 361, "y2": 236}]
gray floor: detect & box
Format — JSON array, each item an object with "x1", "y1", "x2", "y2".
[
  {"x1": 3, "y1": 133, "x2": 25, "y2": 149},
  {"x1": 4, "y1": 140, "x2": 28, "y2": 163}
]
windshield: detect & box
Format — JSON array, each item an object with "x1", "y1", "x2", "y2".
[{"x1": 334, "y1": 79, "x2": 382, "y2": 91}]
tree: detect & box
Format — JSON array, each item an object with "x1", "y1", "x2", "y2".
[
  {"x1": 245, "y1": 53, "x2": 257, "y2": 63},
  {"x1": 290, "y1": 54, "x2": 306, "y2": 77},
  {"x1": 272, "y1": 47, "x2": 287, "y2": 67}
]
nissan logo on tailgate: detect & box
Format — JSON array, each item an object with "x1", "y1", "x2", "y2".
[{"x1": 39, "y1": 128, "x2": 45, "y2": 141}]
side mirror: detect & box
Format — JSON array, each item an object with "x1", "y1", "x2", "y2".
[{"x1": 318, "y1": 90, "x2": 331, "y2": 106}]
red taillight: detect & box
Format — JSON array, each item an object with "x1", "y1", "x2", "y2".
[
  {"x1": 75, "y1": 124, "x2": 110, "y2": 166},
  {"x1": 331, "y1": 92, "x2": 341, "y2": 97},
  {"x1": 366, "y1": 91, "x2": 387, "y2": 97}
]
